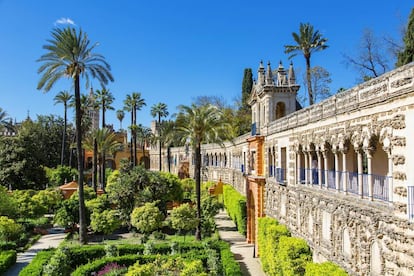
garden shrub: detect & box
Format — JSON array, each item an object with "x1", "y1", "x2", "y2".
[
  {"x1": 19, "y1": 249, "x2": 55, "y2": 276},
  {"x1": 305, "y1": 261, "x2": 348, "y2": 276},
  {"x1": 0, "y1": 240, "x2": 17, "y2": 250},
  {"x1": 223, "y1": 184, "x2": 247, "y2": 235},
  {"x1": 43, "y1": 246, "x2": 71, "y2": 276},
  {"x1": 276, "y1": 236, "x2": 312, "y2": 275},
  {"x1": 217, "y1": 241, "x2": 242, "y2": 276},
  {"x1": 0, "y1": 216, "x2": 23, "y2": 241},
  {"x1": 258, "y1": 217, "x2": 290, "y2": 275},
  {"x1": 130, "y1": 202, "x2": 164, "y2": 235},
  {"x1": 0, "y1": 250, "x2": 16, "y2": 274}
]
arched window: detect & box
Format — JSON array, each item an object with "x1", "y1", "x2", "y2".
[{"x1": 275, "y1": 102, "x2": 286, "y2": 119}]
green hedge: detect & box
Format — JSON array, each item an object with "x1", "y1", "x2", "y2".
[
  {"x1": 277, "y1": 236, "x2": 312, "y2": 275},
  {"x1": 305, "y1": 262, "x2": 348, "y2": 276},
  {"x1": 223, "y1": 185, "x2": 247, "y2": 235},
  {"x1": 0, "y1": 250, "x2": 17, "y2": 274},
  {"x1": 218, "y1": 240, "x2": 242, "y2": 276},
  {"x1": 258, "y1": 217, "x2": 291, "y2": 274},
  {"x1": 19, "y1": 249, "x2": 55, "y2": 276}
]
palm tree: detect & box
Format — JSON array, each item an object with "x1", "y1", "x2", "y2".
[
  {"x1": 284, "y1": 22, "x2": 328, "y2": 105},
  {"x1": 83, "y1": 128, "x2": 121, "y2": 192},
  {"x1": 95, "y1": 87, "x2": 114, "y2": 190},
  {"x1": 124, "y1": 92, "x2": 146, "y2": 166},
  {"x1": 95, "y1": 87, "x2": 114, "y2": 129},
  {"x1": 54, "y1": 90, "x2": 73, "y2": 166},
  {"x1": 37, "y1": 27, "x2": 114, "y2": 244},
  {"x1": 0, "y1": 107, "x2": 10, "y2": 130},
  {"x1": 175, "y1": 103, "x2": 230, "y2": 240},
  {"x1": 136, "y1": 124, "x2": 152, "y2": 168},
  {"x1": 151, "y1": 102, "x2": 169, "y2": 171},
  {"x1": 116, "y1": 109, "x2": 125, "y2": 130}
]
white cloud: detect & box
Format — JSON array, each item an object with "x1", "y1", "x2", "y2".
[{"x1": 54, "y1": 17, "x2": 75, "y2": 26}]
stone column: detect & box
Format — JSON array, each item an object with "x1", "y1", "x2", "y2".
[
  {"x1": 297, "y1": 151, "x2": 302, "y2": 185},
  {"x1": 304, "y1": 151, "x2": 308, "y2": 185},
  {"x1": 322, "y1": 151, "x2": 329, "y2": 190},
  {"x1": 317, "y1": 151, "x2": 323, "y2": 189},
  {"x1": 386, "y1": 150, "x2": 393, "y2": 203},
  {"x1": 357, "y1": 148, "x2": 363, "y2": 198},
  {"x1": 308, "y1": 151, "x2": 313, "y2": 186},
  {"x1": 365, "y1": 148, "x2": 373, "y2": 201},
  {"x1": 333, "y1": 150, "x2": 339, "y2": 191},
  {"x1": 341, "y1": 148, "x2": 348, "y2": 195}
]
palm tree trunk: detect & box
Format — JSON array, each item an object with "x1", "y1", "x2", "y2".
[
  {"x1": 130, "y1": 111, "x2": 133, "y2": 165},
  {"x1": 306, "y1": 56, "x2": 314, "y2": 105},
  {"x1": 133, "y1": 108, "x2": 137, "y2": 166},
  {"x1": 158, "y1": 115, "x2": 162, "y2": 171},
  {"x1": 167, "y1": 146, "x2": 171, "y2": 173},
  {"x1": 101, "y1": 104, "x2": 106, "y2": 192},
  {"x1": 60, "y1": 104, "x2": 67, "y2": 167},
  {"x1": 74, "y1": 75, "x2": 87, "y2": 244},
  {"x1": 194, "y1": 142, "x2": 202, "y2": 241},
  {"x1": 93, "y1": 137, "x2": 97, "y2": 193}
]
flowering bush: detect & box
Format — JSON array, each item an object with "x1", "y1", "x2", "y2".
[{"x1": 96, "y1": 262, "x2": 126, "y2": 276}]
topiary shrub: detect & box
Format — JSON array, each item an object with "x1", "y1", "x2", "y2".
[{"x1": 130, "y1": 202, "x2": 164, "y2": 235}]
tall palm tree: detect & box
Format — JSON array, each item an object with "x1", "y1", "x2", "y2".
[
  {"x1": 54, "y1": 90, "x2": 73, "y2": 166},
  {"x1": 136, "y1": 124, "x2": 152, "y2": 168},
  {"x1": 83, "y1": 127, "x2": 121, "y2": 192},
  {"x1": 284, "y1": 22, "x2": 328, "y2": 105},
  {"x1": 95, "y1": 87, "x2": 114, "y2": 129},
  {"x1": 95, "y1": 87, "x2": 114, "y2": 190},
  {"x1": 175, "y1": 103, "x2": 230, "y2": 240},
  {"x1": 124, "y1": 92, "x2": 146, "y2": 166},
  {"x1": 151, "y1": 102, "x2": 169, "y2": 171},
  {"x1": 116, "y1": 109, "x2": 125, "y2": 130},
  {"x1": 37, "y1": 27, "x2": 113, "y2": 244}
]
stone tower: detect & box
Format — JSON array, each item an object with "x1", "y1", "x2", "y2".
[{"x1": 249, "y1": 61, "x2": 300, "y2": 135}]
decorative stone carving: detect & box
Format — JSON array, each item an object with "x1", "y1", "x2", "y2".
[
  {"x1": 394, "y1": 186, "x2": 407, "y2": 197},
  {"x1": 392, "y1": 155, "x2": 406, "y2": 165},
  {"x1": 390, "y1": 77, "x2": 412, "y2": 88},
  {"x1": 393, "y1": 171, "x2": 407, "y2": 180},
  {"x1": 391, "y1": 136, "x2": 406, "y2": 147},
  {"x1": 392, "y1": 114, "x2": 405, "y2": 129}
]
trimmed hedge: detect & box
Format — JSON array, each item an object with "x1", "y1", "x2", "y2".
[
  {"x1": 277, "y1": 236, "x2": 312, "y2": 275},
  {"x1": 223, "y1": 185, "x2": 247, "y2": 235},
  {"x1": 258, "y1": 217, "x2": 291, "y2": 274},
  {"x1": 19, "y1": 249, "x2": 55, "y2": 276},
  {"x1": 217, "y1": 240, "x2": 242, "y2": 276},
  {"x1": 0, "y1": 250, "x2": 17, "y2": 274},
  {"x1": 305, "y1": 262, "x2": 348, "y2": 276}
]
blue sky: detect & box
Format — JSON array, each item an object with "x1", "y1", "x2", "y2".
[{"x1": 0, "y1": 1, "x2": 412, "y2": 129}]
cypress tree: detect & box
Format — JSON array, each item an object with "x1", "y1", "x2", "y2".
[
  {"x1": 397, "y1": 8, "x2": 414, "y2": 67},
  {"x1": 241, "y1": 68, "x2": 253, "y2": 112}
]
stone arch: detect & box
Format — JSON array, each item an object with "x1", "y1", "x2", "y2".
[
  {"x1": 275, "y1": 101, "x2": 286, "y2": 119},
  {"x1": 370, "y1": 240, "x2": 383, "y2": 275}
]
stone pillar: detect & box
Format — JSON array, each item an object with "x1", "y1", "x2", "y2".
[
  {"x1": 317, "y1": 151, "x2": 323, "y2": 189},
  {"x1": 304, "y1": 151, "x2": 309, "y2": 185},
  {"x1": 386, "y1": 150, "x2": 393, "y2": 203},
  {"x1": 357, "y1": 148, "x2": 363, "y2": 198},
  {"x1": 365, "y1": 148, "x2": 374, "y2": 201},
  {"x1": 308, "y1": 152, "x2": 313, "y2": 186},
  {"x1": 297, "y1": 151, "x2": 302, "y2": 185},
  {"x1": 342, "y1": 148, "x2": 348, "y2": 195},
  {"x1": 333, "y1": 149, "x2": 339, "y2": 191},
  {"x1": 323, "y1": 151, "x2": 329, "y2": 190}
]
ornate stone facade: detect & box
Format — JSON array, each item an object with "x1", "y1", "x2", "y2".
[{"x1": 150, "y1": 62, "x2": 414, "y2": 275}]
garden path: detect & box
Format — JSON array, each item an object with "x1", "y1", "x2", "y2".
[
  {"x1": 5, "y1": 228, "x2": 66, "y2": 276},
  {"x1": 215, "y1": 210, "x2": 266, "y2": 276}
]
